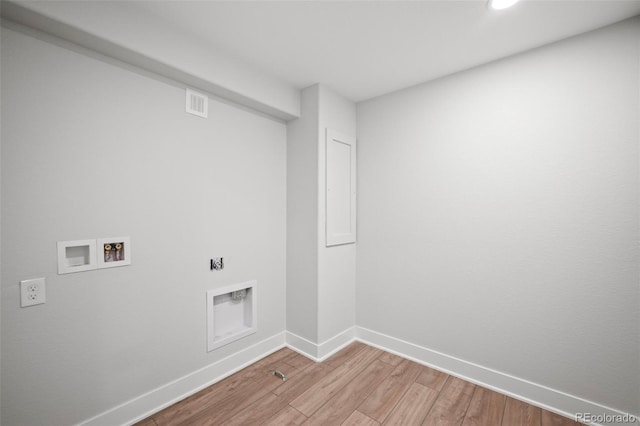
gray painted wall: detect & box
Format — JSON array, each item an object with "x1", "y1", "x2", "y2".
[
  {"x1": 286, "y1": 84, "x2": 357, "y2": 347},
  {"x1": 317, "y1": 85, "x2": 357, "y2": 343},
  {"x1": 286, "y1": 85, "x2": 320, "y2": 342},
  {"x1": 356, "y1": 17, "x2": 639, "y2": 416},
  {"x1": 1, "y1": 26, "x2": 286, "y2": 425},
  {"x1": 2, "y1": 13, "x2": 639, "y2": 426}
]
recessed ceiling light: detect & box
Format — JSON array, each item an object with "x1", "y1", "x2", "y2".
[{"x1": 488, "y1": 0, "x2": 520, "y2": 10}]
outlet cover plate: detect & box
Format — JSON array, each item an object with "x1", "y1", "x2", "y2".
[{"x1": 20, "y1": 278, "x2": 46, "y2": 307}]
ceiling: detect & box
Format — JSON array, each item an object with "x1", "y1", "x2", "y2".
[{"x1": 122, "y1": 0, "x2": 640, "y2": 102}]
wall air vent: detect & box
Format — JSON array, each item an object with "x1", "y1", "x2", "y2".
[{"x1": 186, "y1": 88, "x2": 208, "y2": 118}]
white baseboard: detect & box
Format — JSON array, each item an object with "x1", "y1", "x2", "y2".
[
  {"x1": 78, "y1": 327, "x2": 637, "y2": 426},
  {"x1": 317, "y1": 327, "x2": 356, "y2": 360},
  {"x1": 79, "y1": 332, "x2": 286, "y2": 426},
  {"x1": 355, "y1": 326, "x2": 638, "y2": 426},
  {"x1": 284, "y1": 331, "x2": 319, "y2": 360},
  {"x1": 286, "y1": 327, "x2": 356, "y2": 361}
]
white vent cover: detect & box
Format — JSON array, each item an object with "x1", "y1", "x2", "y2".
[{"x1": 186, "y1": 89, "x2": 208, "y2": 118}]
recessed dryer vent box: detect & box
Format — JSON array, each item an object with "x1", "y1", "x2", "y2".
[
  {"x1": 57, "y1": 239, "x2": 97, "y2": 274},
  {"x1": 207, "y1": 280, "x2": 257, "y2": 352}
]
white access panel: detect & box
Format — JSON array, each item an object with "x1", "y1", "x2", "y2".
[{"x1": 326, "y1": 129, "x2": 356, "y2": 246}]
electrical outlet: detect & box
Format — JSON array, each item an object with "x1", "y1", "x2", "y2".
[{"x1": 20, "y1": 278, "x2": 46, "y2": 307}]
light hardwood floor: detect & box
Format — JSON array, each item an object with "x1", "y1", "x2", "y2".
[{"x1": 135, "y1": 342, "x2": 583, "y2": 426}]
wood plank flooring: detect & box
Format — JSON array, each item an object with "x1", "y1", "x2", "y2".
[{"x1": 135, "y1": 342, "x2": 584, "y2": 426}]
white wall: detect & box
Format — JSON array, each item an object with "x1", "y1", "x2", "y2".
[
  {"x1": 286, "y1": 84, "x2": 356, "y2": 355},
  {"x1": 287, "y1": 85, "x2": 320, "y2": 342},
  {"x1": 357, "y1": 17, "x2": 639, "y2": 416},
  {"x1": 3, "y1": 8, "x2": 637, "y2": 425},
  {"x1": 1, "y1": 25, "x2": 286, "y2": 426},
  {"x1": 317, "y1": 86, "x2": 357, "y2": 343},
  {"x1": 1, "y1": 1, "x2": 300, "y2": 120}
]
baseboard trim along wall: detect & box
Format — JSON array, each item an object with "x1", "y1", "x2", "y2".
[
  {"x1": 286, "y1": 327, "x2": 356, "y2": 362},
  {"x1": 79, "y1": 332, "x2": 287, "y2": 426},
  {"x1": 285, "y1": 327, "x2": 356, "y2": 361},
  {"x1": 354, "y1": 326, "x2": 637, "y2": 426},
  {"x1": 79, "y1": 327, "x2": 635, "y2": 426},
  {"x1": 283, "y1": 331, "x2": 318, "y2": 360}
]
